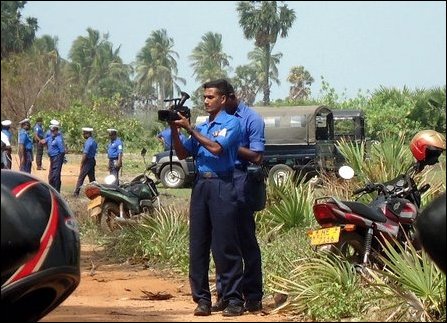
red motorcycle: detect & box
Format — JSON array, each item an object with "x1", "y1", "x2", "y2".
[{"x1": 307, "y1": 130, "x2": 445, "y2": 266}]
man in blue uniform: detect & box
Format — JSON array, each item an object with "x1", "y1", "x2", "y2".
[
  {"x1": 212, "y1": 81, "x2": 266, "y2": 313},
  {"x1": 107, "y1": 128, "x2": 123, "y2": 185},
  {"x1": 170, "y1": 79, "x2": 245, "y2": 317},
  {"x1": 18, "y1": 119, "x2": 33, "y2": 173},
  {"x1": 1, "y1": 119, "x2": 13, "y2": 169},
  {"x1": 43, "y1": 124, "x2": 65, "y2": 192},
  {"x1": 73, "y1": 127, "x2": 97, "y2": 196},
  {"x1": 33, "y1": 117, "x2": 46, "y2": 170},
  {"x1": 157, "y1": 127, "x2": 185, "y2": 151}
]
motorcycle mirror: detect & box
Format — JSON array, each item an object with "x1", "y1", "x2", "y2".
[
  {"x1": 141, "y1": 148, "x2": 147, "y2": 156},
  {"x1": 339, "y1": 166, "x2": 355, "y2": 179},
  {"x1": 104, "y1": 174, "x2": 116, "y2": 185}
]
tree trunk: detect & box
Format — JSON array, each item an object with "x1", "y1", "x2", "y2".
[{"x1": 262, "y1": 44, "x2": 271, "y2": 106}]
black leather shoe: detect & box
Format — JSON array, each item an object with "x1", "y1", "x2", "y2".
[
  {"x1": 245, "y1": 300, "x2": 262, "y2": 312},
  {"x1": 222, "y1": 303, "x2": 245, "y2": 317},
  {"x1": 211, "y1": 299, "x2": 228, "y2": 312},
  {"x1": 194, "y1": 301, "x2": 211, "y2": 316}
]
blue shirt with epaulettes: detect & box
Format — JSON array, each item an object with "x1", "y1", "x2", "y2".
[
  {"x1": 46, "y1": 133, "x2": 65, "y2": 157},
  {"x1": 107, "y1": 138, "x2": 123, "y2": 159},
  {"x1": 83, "y1": 137, "x2": 97, "y2": 159},
  {"x1": 183, "y1": 111, "x2": 241, "y2": 173},
  {"x1": 18, "y1": 129, "x2": 33, "y2": 151}
]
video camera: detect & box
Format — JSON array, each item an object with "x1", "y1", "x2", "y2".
[{"x1": 158, "y1": 91, "x2": 191, "y2": 122}]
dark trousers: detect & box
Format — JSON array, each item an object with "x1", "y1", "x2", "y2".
[
  {"x1": 35, "y1": 142, "x2": 44, "y2": 168},
  {"x1": 48, "y1": 153, "x2": 64, "y2": 192},
  {"x1": 74, "y1": 158, "x2": 96, "y2": 194},
  {"x1": 108, "y1": 159, "x2": 120, "y2": 185},
  {"x1": 189, "y1": 177, "x2": 244, "y2": 306},
  {"x1": 215, "y1": 169, "x2": 263, "y2": 303},
  {"x1": 20, "y1": 150, "x2": 33, "y2": 173},
  {"x1": 2, "y1": 149, "x2": 12, "y2": 169}
]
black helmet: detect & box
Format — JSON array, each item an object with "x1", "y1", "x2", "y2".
[{"x1": 1, "y1": 170, "x2": 81, "y2": 322}]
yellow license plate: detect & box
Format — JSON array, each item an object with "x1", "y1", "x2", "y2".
[
  {"x1": 307, "y1": 227, "x2": 341, "y2": 246},
  {"x1": 87, "y1": 196, "x2": 103, "y2": 210}
]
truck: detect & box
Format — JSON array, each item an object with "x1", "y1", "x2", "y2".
[{"x1": 150, "y1": 106, "x2": 366, "y2": 188}]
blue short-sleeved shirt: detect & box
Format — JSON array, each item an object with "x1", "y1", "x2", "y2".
[
  {"x1": 183, "y1": 111, "x2": 241, "y2": 173},
  {"x1": 34, "y1": 124, "x2": 45, "y2": 140},
  {"x1": 233, "y1": 102, "x2": 265, "y2": 167},
  {"x1": 158, "y1": 128, "x2": 186, "y2": 150},
  {"x1": 108, "y1": 138, "x2": 123, "y2": 159},
  {"x1": 18, "y1": 129, "x2": 33, "y2": 151},
  {"x1": 83, "y1": 137, "x2": 97, "y2": 159},
  {"x1": 46, "y1": 133, "x2": 65, "y2": 157}
]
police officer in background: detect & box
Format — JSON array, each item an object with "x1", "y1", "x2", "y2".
[
  {"x1": 73, "y1": 127, "x2": 97, "y2": 197},
  {"x1": 18, "y1": 119, "x2": 33, "y2": 173},
  {"x1": 107, "y1": 128, "x2": 123, "y2": 185},
  {"x1": 33, "y1": 117, "x2": 46, "y2": 170},
  {"x1": 157, "y1": 127, "x2": 186, "y2": 151},
  {"x1": 1, "y1": 119, "x2": 13, "y2": 169},
  {"x1": 42, "y1": 123, "x2": 65, "y2": 192},
  {"x1": 170, "y1": 79, "x2": 245, "y2": 317}
]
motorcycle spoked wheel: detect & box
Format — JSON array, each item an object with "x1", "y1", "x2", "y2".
[{"x1": 99, "y1": 202, "x2": 123, "y2": 233}]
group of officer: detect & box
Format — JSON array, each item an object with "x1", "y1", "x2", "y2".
[{"x1": 1, "y1": 117, "x2": 123, "y2": 194}]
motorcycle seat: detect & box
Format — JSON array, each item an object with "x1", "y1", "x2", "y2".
[
  {"x1": 102, "y1": 184, "x2": 137, "y2": 198},
  {"x1": 341, "y1": 201, "x2": 387, "y2": 223}
]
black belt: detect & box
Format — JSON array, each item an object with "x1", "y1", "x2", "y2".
[{"x1": 197, "y1": 171, "x2": 233, "y2": 179}]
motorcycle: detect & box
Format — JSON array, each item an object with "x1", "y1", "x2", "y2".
[
  {"x1": 307, "y1": 130, "x2": 446, "y2": 267},
  {"x1": 85, "y1": 148, "x2": 160, "y2": 232},
  {"x1": 308, "y1": 162, "x2": 433, "y2": 266}
]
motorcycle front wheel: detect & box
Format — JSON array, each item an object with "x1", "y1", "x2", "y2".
[{"x1": 99, "y1": 202, "x2": 121, "y2": 233}]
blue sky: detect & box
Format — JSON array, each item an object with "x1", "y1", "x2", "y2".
[{"x1": 23, "y1": 1, "x2": 446, "y2": 101}]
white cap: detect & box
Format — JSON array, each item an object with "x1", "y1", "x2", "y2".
[
  {"x1": 19, "y1": 118, "x2": 30, "y2": 125},
  {"x1": 107, "y1": 128, "x2": 118, "y2": 133},
  {"x1": 1, "y1": 120, "x2": 12, "y2": 126},
  {"x1": 82, "y1": 127, "x2": 93, "y2": 132},
  {"x1": 50, "y1": 119, "x2": 60, "y2": 126}
]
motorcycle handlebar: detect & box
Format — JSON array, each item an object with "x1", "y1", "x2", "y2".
[{"x1": 353, "y1": 183, "x2": 386, "y2": 196}]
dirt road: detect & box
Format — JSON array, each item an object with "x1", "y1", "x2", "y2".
[
  {"x1": 10, "y1": 156, "x2": 292, "y2": 322},
  {"x1": 40, "y1": 244, "x2": 293, "y2": 322}
]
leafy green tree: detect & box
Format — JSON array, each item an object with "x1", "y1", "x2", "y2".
[
  {"x1": 135, "y1": 29, "x2": 184, "y2": 108},
  {"x1": 237, "y1": 1, "x2": 296, "y2": 105},
  {"x1": 189, "y1": 31, "x2": 232, "y2": 84},
  {"x1": 287, "y1": 65, "x2": 314, "y2": 101},
  {"x1": 1, "y1": 1, "x2": 38, "y2": 59}
]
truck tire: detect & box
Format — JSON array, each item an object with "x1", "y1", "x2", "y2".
[
  {"x1": 160, "y1": 164, "x2": 186, "y2": 188},
  {"x1": 268, "y1": 164, "x2": 294, "y2": 186}
]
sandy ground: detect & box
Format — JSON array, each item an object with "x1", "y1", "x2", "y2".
[
  {"x1": 7, "y1": 155, "x2": 293, "y2": 322},
  {"x1": 40, "y1": 244, "x2": 293, "y2": 322}
]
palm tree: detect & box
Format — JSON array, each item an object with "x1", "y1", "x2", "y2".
[
  {"x1": 287, "y1": 65, "x2": 314, "y2": 100},
  {"x1": 248, "y1": 46, "x2": 282, "y2": 100},
  {"x1": 135, "y1": 29, "x2": 184, "y2": 107},
  {"x1": 68, "y1": 28, "x2": 132, "y2": 99},
  {"x1": 68, "y1": 28, "x2": 104, "y2": 95},
  {"x1": 237, "y1": 1, "x2": 296, "y2": 105},
  {"x1": 189, "y1": 32, "x2": 232, "y2": 84}
]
